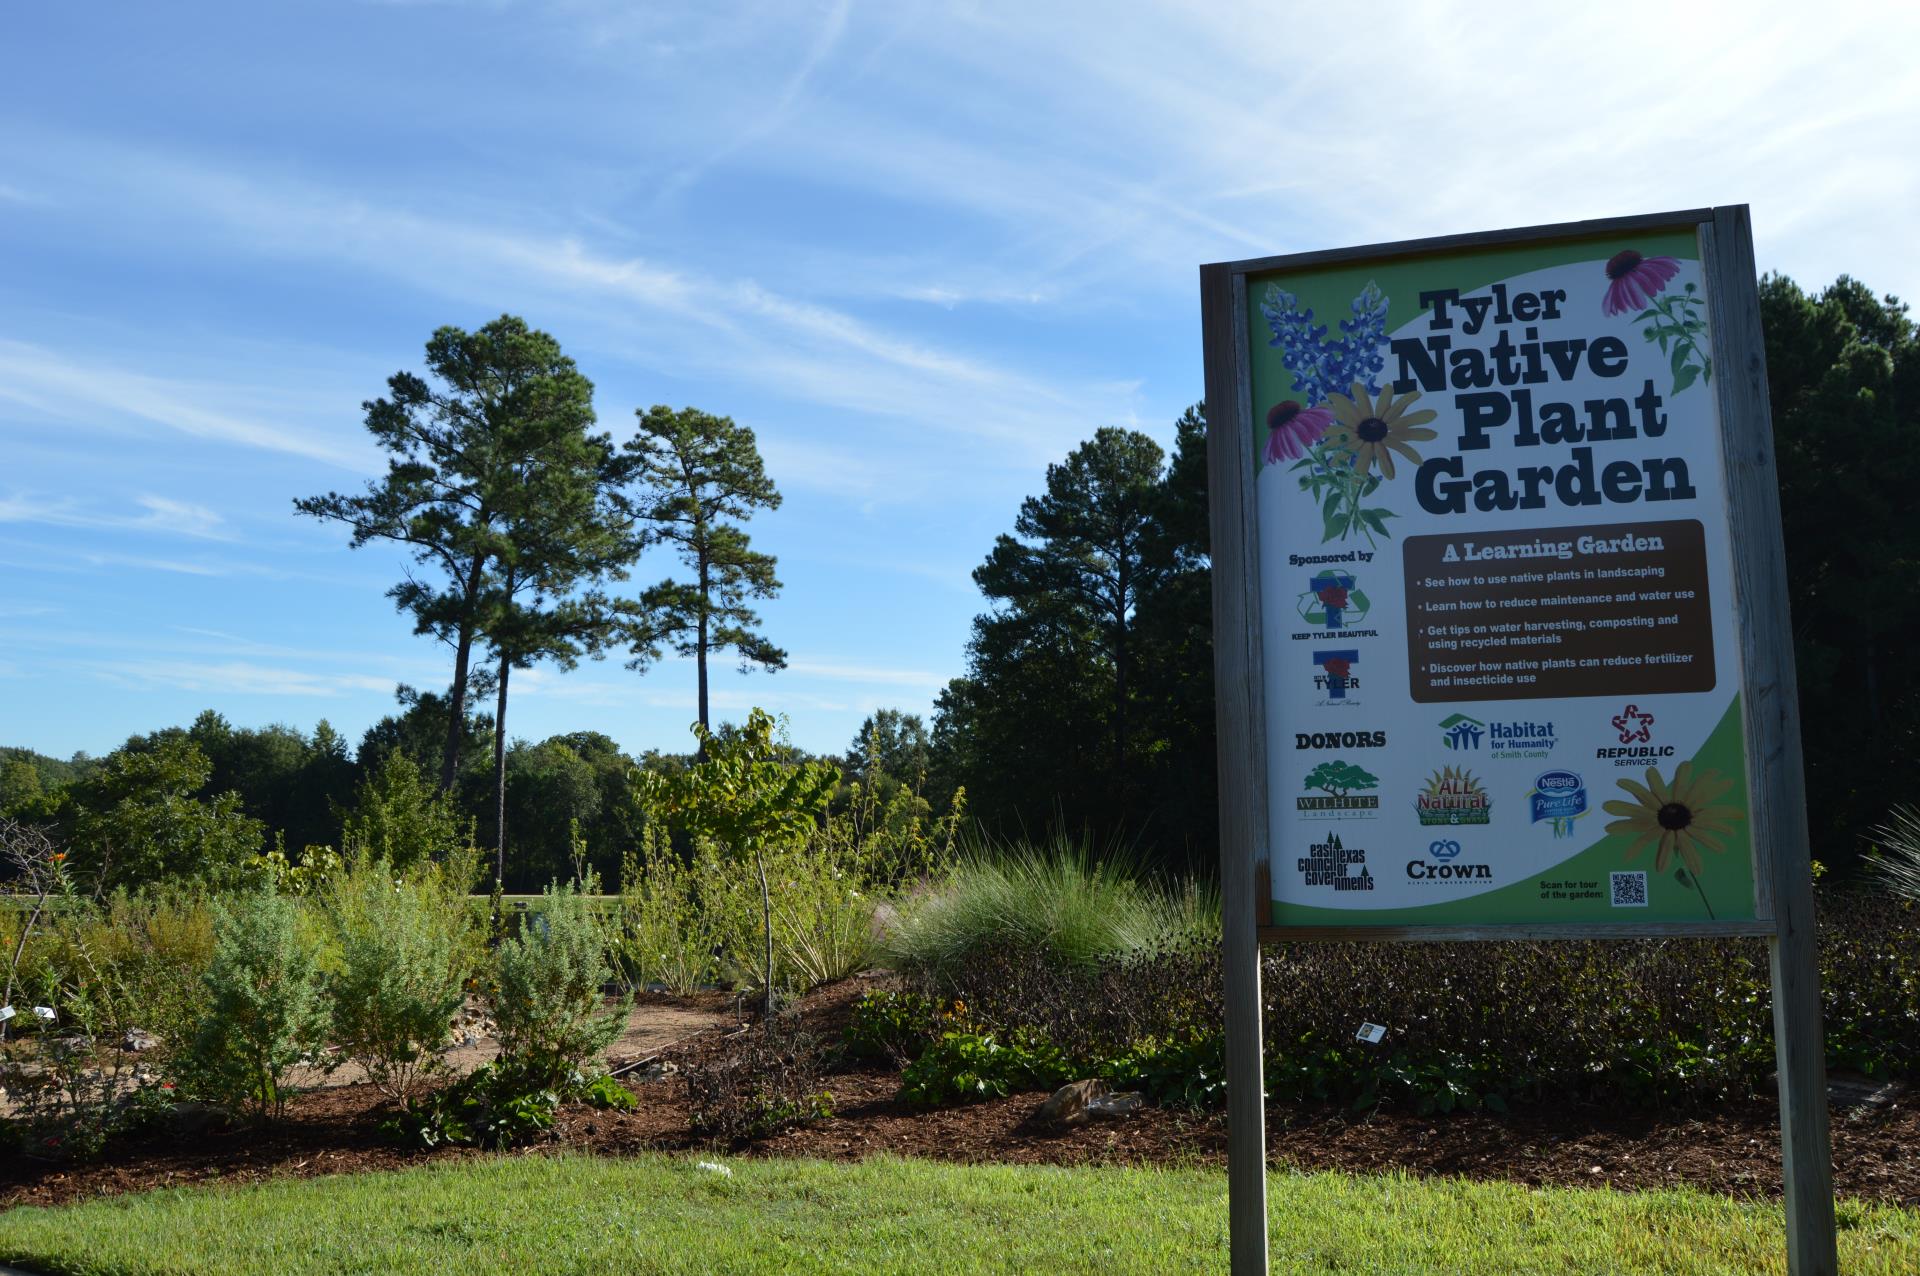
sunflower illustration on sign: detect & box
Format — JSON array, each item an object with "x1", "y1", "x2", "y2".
[{"x1": 1603, "y1": 762, "x2": 1744, "y2": 917}]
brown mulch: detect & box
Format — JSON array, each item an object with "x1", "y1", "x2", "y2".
[{"x1": 4, "y1": 979, "x2": 1916, "y2": 1211}]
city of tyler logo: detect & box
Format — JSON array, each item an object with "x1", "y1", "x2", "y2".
[
  {"x1": 1414, "y1": 765, "x2": 1492, "y2": 826},
  {"x1": 1297, "y1": 569, "x2": 1368, "y2": 630},
  {"x1": 1438, "y1": 713, "x2": 1485, "y2": 750},
  {"x1": 1312, "y1": 649, "x2": 1359, "y2": 700},
  {"x1": 1611, "y1": 703, "x2": 1655, "y2": 745}
]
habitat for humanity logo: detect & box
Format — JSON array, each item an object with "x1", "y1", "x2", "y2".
[
  {"x1": 1529, "y1": 769, "x2": 1589, "y2": 838},
  {"x1": 1406, "y1": 837, "x2": 1494, "y2": 882},
  {"x1": 1312, "y1": 649, "x2": 1360, "y2": 704},
  {"x1": 1298, "y1": 829, "x2": 1373, "y2": 891},
  {"x1": 1596, "y1": 703, "x2": 1676, "y2": 768},
  {"x1": 1438, "y1": 713, "x2": 1558, "y2": 758},
  {"x1": 1297, "y1": 760, "x2": 1380, "y2": 818},
  {"x1": 1414, "y1": 766, "x2": 1492, "y2": 826},
  {"x1": 1295, "y1": 569, "x2": 1374, "y2": 634}
]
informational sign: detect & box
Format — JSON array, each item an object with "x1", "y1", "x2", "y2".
[
  {"x1": 1248, "y1": 229, "x2": 1756, "y2": 928},
  {"x1": 1201, "y1": 209, "x2": 1834, "y2": 1276}
]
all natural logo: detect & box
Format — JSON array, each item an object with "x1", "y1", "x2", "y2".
[
  {"x1": 1296, "y1": 569, "x2": 1372, "y2": 631},
  {"x1": 1297, "y1": 759, "x2": 1380, "y2": 818},
  {"x1": 1298, "y1": 829, "x2": 1374, "y2": 891},
  {"x1": 1529, "y1": 769, "x2": 1590, "y2": 837},
  {"x1": 1312, "y1": 649, "x2": 1360, "y2": 703},
  {"x1": 1414, "y1": 765, "x2": 1492, "y2": 826},
  {"x1": 1596, "y1": 702, "x2": 1676, "y2": 767},
  {"x1": 1438, "y1": 713, "x2": 1485, "y2": 749}
]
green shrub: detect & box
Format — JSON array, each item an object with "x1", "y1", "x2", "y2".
[
  {"x1": 884, "y1": 835, "x2": 1206, "y2": 980},
  {"x1": 844, "y1": 989, "x2": 941, "y2": 1063},
  {"x1": 684, "y1": 1017, "x2": 833, "y2": 1143},
  {"x1": 168, "y1": 889, "x2": 330, "y2": 1123},
  {"x1": 493, "y1": 879, "x2": 627, "y2": 1087},
  {"x1": 898, "y1": 1030, "x2": 1072, "y2": 1107},
  {"x1": 324, "y1": 859, "x2": 470, "y2": 1108},
  {"x1": 616, "y1": 826, "x2": 717, "y2": 994}
]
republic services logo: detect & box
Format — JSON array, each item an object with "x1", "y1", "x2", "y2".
[{"x1": 1610, "y1": 704, "x2": 1655, "y2": 745}]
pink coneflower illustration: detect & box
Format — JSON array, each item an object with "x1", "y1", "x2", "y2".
[
  {"x1": 1264, "y1": 399, "x2": 1333, "y2": 464},
  {"x1": 1601, "y1": 250, "x2": 1681, "y2": 317}
]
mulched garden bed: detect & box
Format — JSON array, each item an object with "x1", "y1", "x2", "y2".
[{"x1": 5, "y1": 980, "x2": 1915, "y2": 1210}]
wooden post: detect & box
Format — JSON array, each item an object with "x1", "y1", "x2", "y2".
[
  {"x1": 1201, "y1": 260, "x2": 1269, "y2": 1276},
  {"x1": 1704, "y1": 204, "x2": 1837, "y2": 1276}
]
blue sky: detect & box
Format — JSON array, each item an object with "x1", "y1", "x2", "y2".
[{"x1": 3, "y1": 0, "x2": 1916, "y2": 762}]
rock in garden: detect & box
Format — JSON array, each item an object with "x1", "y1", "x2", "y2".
[
  {"x1": 1035, "y1": 1079, "x2": 1144, "y2": 1129},
  {"x1": 122, "y1": 1027, "x2": 160, "y2": 1052}
]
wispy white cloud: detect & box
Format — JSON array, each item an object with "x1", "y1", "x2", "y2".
[
  {"x1": 0, "y1": 493, "x2": 230, "y2": 540},
  {"x1": 784, "y1": 659, "x2": 944, "y2": 689},
  {"x1": 0, "y1": 339, "x2": 370, "y2": 469},
  {"x1": 86, "y1": 659, "x2": 398, "y2": 698}
]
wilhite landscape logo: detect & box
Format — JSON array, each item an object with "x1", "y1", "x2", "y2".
[{"x1": 1296, "y1": 759, "x2": 1380, "y2": 818}]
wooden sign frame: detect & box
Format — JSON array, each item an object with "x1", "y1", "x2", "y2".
[{"x1": 1200, "y1": 206, "x2": 1835, "y2": 1276}]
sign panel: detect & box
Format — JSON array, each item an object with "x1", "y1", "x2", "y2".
[{"x1": 1249, "y1": 229, "x2": 1757, "y2": 927}]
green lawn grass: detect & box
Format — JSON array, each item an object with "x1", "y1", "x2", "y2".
[{"x1": 1, "y1": 1154, "x2": 1914, "y2": 1276}]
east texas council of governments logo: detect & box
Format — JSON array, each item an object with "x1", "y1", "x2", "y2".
[
  {"x1": 1297, "y1": 830, "x2": 1374, "y2": 891},
  {"x1": 1312, "y1": 649, "x2": 1360, "y2": 704},
  {"x1": 1296, "y1": 759, "x2": 1379, "y2": 818},
  {"x1": 1596, "y1": 703, "x2": 1676, "y2": 768},
  {"x1": 1414, "y1": 765, "x2": 1492, "y2": 826},
  {"x1": 1297, "y1": 570, "x2": 1371, "y2": 631},
  {"x1": 1438, "y1": 713, "x2": 1559, "y2": 759},
  {"x1": 1529, "y1": 769, "x2": 1590, "y2": 838}
]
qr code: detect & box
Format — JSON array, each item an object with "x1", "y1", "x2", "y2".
[{"x1": 1610, "y1": 871, "x2": 1649, "y2": 907}]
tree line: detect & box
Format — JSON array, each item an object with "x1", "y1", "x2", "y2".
[{"x1": 4, "y1": 271, "x2": 1913, "y2": 886}]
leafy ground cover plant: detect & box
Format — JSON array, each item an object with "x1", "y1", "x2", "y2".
[{"x1": 167, "y1": 888, "x2": 329, "y2": 1124}]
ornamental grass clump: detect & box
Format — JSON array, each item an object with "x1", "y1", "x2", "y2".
[
  {"x1": 883, "y1": 835, "x2": 1196, "y2": 980},
  {"x1": 493, "y1": 878, "x2": 628, "y2": 1087}
]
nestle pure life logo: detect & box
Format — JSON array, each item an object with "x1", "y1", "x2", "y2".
[{"x1": 1529, "y1": 769, "x2": 1590, "y2": 838}]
